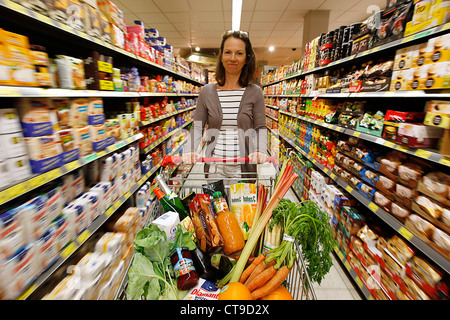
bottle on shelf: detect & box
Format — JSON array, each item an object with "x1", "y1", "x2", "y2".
[{"x1": 212, "y1": 191, "x2": 245, "y2": 255}]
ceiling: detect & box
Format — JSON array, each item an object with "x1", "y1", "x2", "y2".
[{"x1": 114, "y1": 0, "x2": 387, "y2": 66}]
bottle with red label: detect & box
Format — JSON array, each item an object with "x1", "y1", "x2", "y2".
[{"x1": 170, "y1": 247, "x2": 199, "y2": 290}]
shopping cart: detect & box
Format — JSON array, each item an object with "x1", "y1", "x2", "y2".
[{"x1": 157, "y1": 155, "x2": 317, "y2": 300}]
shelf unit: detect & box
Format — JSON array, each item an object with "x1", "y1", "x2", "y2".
[
  {"x1": 263, "y1": 22, "x2": 450, "y2": 300},
  {"x1": 0, "y1": 0, "x2": 204, "y2": 87},
  {"x1": 263, "y1": 22, "x2": 450, "y2": 87},
  {"x1": 16, "y1": 136, "x2": 188, "y2": 300},
  {"x1": 0, "y1": 1, "x2": 203, "y2": 300}
]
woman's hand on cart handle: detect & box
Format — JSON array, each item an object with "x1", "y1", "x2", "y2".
[
  {"x1": 181, "y1": 152, "x2": 201, "y2": 165},
  {"x1": 248, "y1": 152, "x2": 268, "y2": 164},
  {"x1": 161, "y1": 155, "x2": 278, "y2": 166}
]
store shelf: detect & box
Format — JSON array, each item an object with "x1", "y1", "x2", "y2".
[
  {"x1": 333, "y1": 247, "x2": 375, "y2": 300},
  {"x1": 265, "y1": 114, "x2": 278, "y2": 121},
  {"x1": 278, "y1": 132, "x2": 450, "y2": 274},
  {"x1": 278, "y1": 110, "x2": 450, "y2": 168},
  {"x1": 112, "y1": 139, "x2": 188, "y2": 300},
  {"x1": 139, "y1": 106, "x2": 196, "y2": 127},
  {"x1": 15, "y1": 166, "x2": 156, "y2": 300},
  {"x1": 0, "y1": 0, "x2": 205, "y2": 86},
  {"x1": 266, "y1": 104, "x2": 279, "y2": 110},
  {"x1": 262, "y1": 22, "x2": 450, "y2": 87},
  {"x1": 0, "y1": 133, "x2": 143, "y2": 207},
  {"x1": 18, "y1": 135, "x2": 188, "y2": 300},
  {"x1": 0, "y1": 86, "x2": 200, "y2": 98},
  {"x1": 140, "y1": 119, "x2": 193, "y2": 154},
  {"x1": 265, "y1": 90, "x2": 450, "y2": 99}
]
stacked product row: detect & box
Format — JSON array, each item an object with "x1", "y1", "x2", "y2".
[
  {"x1": 271, "y1": 97, "x2": 449, "y2": 157},
  {"x1": 261, "y1": 0, "x2": 449, "y2": 85},
  {"x1": 6, "y1": 0, "x2": 205, "y2": 84},
  {"x1": 0, "y1": 96, "x2": 140, "y2": 187},
  {"x1": 264, "y1": 31, "x2": 448, "y2": 97},
  {"x1": 0, "y1": 28, "x2": 202, "y2": 93},
  {"x1": 279, "y1": 108, "x2": 450, "y2": 256},
  {"x1": 43, "y1": 206, "x2": 147, "y2": 300},
  {"x1": 334, "y1": 137, "x2": 449, "y2": 259},
  {"x1": 0, "y1": 144, "x2": 142, "y2": 299},
  {"x1": 279, "y1": 147, "x2": 448, "y2": 300}
]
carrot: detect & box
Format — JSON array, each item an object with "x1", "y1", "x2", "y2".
[
  {"x1": 244, "y1": 259, "x2": 273, "y2": 287},
  {"x1": 239, "y1": 253, "x2": 265, "y2": 283},
  {"x1": 251, "y1": 265, "x2": 291, "y2": 300},
  {"x1": 246, "y1": 265, "x2": 277, "y2": 292}
]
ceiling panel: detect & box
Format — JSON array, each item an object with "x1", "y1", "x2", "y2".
[
  {"x1": 318, "y1": 0, "x2": 361, "y2": 11},
  {"x1": 153, "y1": 0, "x2": 190, "y2": 11},
  {"x1": 113, "y1": 0, "x2": 387, "y2": 66},
  {"x1": 187, "y1": 0, "x2": 223, "y2": 11},
  {"x1": 274, "y1": 21, "x2": 302, "y2": 31},
  {"x1": 134, "y1": 12, "x2": 170, "y2": 24},
  {"x1": 116, "y1": 0, "x2": 161, "y2": 13},
  {"x1": 252, "y1": 11, "x2": 284, "y2": 22},
  {"x1": 254, "y1": 0, "x2": 292, "y2": 11},
  {"x1": 190, "y1": 11, "x2": 224, "y2": 23}
]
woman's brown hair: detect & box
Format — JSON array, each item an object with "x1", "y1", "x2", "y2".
[{"x1": 215, "y1": 30, "x2": 256, "y2": 87}]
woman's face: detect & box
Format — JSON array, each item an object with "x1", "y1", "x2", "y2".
[{"x1": 221, "y1": 37, "x2": 247, "y2": 76}]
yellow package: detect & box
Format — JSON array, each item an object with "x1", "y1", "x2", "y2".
[{"x1": 230, "y1": 182, "x2": 257, "y2": 240}]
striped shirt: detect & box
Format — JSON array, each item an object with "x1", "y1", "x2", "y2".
[{"x1": 213, "y1": 88, "x2": 245, "y2": 158}]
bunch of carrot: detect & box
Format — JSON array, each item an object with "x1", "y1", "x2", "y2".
[
  {"x1": 239, "y1": 253, "x2": 291, "y2": 300},
  {"x1": 227, "y1": 160, "x2": 298, "y2": 290}
]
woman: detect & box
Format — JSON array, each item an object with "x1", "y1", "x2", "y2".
[{"x1": 182, "y1": 30, "x2": 267, "y2": 181}]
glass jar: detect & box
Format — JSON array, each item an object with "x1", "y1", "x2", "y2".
[{"x1": 170, "y1": 247, "x2": 199, "y2": 290}]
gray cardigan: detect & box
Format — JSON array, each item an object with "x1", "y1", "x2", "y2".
[{"x1": 184, "y1": 83, "x2": 268, "y2": 175}]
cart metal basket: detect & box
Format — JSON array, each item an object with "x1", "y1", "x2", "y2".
[{"x1": 156, "y1": 156, "x2": 317, "y2": 300}]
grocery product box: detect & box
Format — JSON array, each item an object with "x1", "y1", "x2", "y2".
[
  {"x1": 396, "y1": 123, "x2": 444, "y2": 148},
  {"x1": 393, "y1": 45, "x2": 416, "y2": 71},
  {"x1": 404, "y1": 0, "x2": 449, "y2": 37},
  {"x1": 390, "y1": 70, "x2": 408, "y2": 91},
  {"x1": 47, "y1": 0, "x2": 86, "y2": 32},
  {"x1": 425, "y1": 33, "x2": 450, "y2": 65},
  {"x1": 382, "y1": 110, "x2": 425, "y2": 141},
  {"x1": 424, "y1": 100, "x2": 450, "y2": 129},
  {"x1": 97, "y1": 0, "x2": 125, "y2": 31},
  {"x1": 361, "y1": 77, "x2": 391, "y2": 92},
  {"x1": 421, "y1": 62, "x2": 450, "y2": 89},
  {"x1": 83, "y1": 1, "x2": 102, "y2": 38},
  {"x1": 411, "y1": 42, "x2": 428, "y2": 68},
  {"x1": 84, "y1": 51, "x2": 114, "y2": 91}
]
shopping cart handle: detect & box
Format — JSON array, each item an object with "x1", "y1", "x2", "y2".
[{"x1": 161, "y1": 156, "x2": 278, "y2": 167}]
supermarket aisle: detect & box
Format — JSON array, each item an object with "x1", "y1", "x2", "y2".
[{"x1": 283, "y1": 188, "x2": 361, "y2": 300}]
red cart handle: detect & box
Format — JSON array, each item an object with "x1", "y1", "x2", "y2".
[{"x1": 161, "y1": 155, "x2": 278, "y2": 167}]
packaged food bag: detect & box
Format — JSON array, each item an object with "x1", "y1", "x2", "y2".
[
  {"x1": 229, "y1": 182, "x2": 257, "y2": 240},
  {"x1": 188, "y1": 194, "x2": 224, "y2": 253}
]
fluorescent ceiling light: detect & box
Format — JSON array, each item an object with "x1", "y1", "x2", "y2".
[{"x1": 232, "y1": 0, "x2": 242, "y2": 31}]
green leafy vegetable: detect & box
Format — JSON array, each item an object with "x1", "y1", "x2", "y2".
[
  {"x1": 174, "y1": 224, "x2": 196, "y2": 250},
  {"x1": 126, "y1": 223, "x2": 194, "y2": 300},
  {"x1": 265, "y1": 199, "x2": 337, "y2": 285}
]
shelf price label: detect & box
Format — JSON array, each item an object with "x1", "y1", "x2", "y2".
[
  {"x1": 439, "y1": 157, "x2": 450, "y2": 167},
  {"x1": 414, "y1": 149, "x2": 431, "y2": 159},
  {"x1": 60, "y1": 242, "x2": 78, "y2": 259},
  {"x1": 368, "y1": 202, "x2": 379, "y2": 213},
  {"x1": 77, "y1": 229, "x2": 91, "y2": 245},
  {"x1": 398, "y1": 226, "x2": 413, "y2": 240}
]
